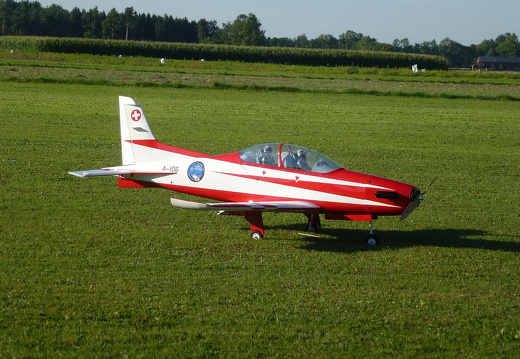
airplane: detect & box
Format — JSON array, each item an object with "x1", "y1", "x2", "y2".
[{"x1": 69, "y1": 96, "x2": 433, "y2": 245}]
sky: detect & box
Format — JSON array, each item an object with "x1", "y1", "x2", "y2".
[{"x1": 36, "y1": 0, "x2": 519, "y2": 46}]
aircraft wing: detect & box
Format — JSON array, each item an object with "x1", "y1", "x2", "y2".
[{"x1": 170, "y1": 198, "x2": 322, "y2": 212}]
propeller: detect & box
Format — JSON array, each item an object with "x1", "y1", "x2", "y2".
[{"x1": 400, "y1": 177, "x2": 437, "y2": 220}]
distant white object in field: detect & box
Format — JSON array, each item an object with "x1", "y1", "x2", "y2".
[
  {"x1": 412, "y1": 64, "x2": 418, "y2": 73},
  {"x1": 10, "y1": 49, "x2": 14, "y2": 54},
  {"x1": 160, "y1": 58, "x2": 165, "y2": 64},
  {"x1": 201, "y1": 59, "x2": 205, "y2": 61}
]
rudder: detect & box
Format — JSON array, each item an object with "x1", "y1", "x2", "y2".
[{"x1": 119, "y1": 96, "x2": 156, "y2": 165}]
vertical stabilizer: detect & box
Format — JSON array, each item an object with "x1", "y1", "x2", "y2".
[{"x1": 119, "y1": 96, "x2": 156, "y2": 165}]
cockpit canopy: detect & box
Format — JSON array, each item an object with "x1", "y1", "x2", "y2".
[{"x1": 239, "y1": 143, "x2": 343, "y2": 173}]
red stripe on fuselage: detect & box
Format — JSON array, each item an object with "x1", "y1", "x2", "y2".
[
  {"x1": 131, "y1": 178, "x2": 403, "y2": 215},
  {"x1": 215, "y1": 171, "x2": 366, "y2": 199}
]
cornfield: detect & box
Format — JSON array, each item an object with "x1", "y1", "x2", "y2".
[{"x1": 0, "y1": 36, "x2": 450, "y2": 69}]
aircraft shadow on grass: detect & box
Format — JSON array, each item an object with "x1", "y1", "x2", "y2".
[{"x1": 268, "y1": 224, "x2": 520, "y2": 254}]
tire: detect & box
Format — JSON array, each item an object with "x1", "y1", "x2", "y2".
[
  {"x1": 250, "y1": 230, "x2": 263, "y2": 240},
  {"x1": 366, "y1": 237, "x2": 378, "y2": 246}
]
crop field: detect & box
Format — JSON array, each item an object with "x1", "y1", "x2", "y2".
[{"x1": 1, "y1": 54, "x2": 519, "y2": 357}]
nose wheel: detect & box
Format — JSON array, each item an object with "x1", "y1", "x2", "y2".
[{"x1": 366, "y1": 221, "x2": 379, "y2": 246}]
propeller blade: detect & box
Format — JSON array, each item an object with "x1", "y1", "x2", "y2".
[
  {"x1": 400, "y1": 198, "x2": 420, "y2": 220},
  {"x1": 422, "y1": 176, "x2": 437, "y2": 195}
]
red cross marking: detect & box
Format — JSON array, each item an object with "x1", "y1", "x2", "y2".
[{"x1": 131, "y1": 109, "x2": 142, "y2": 122}]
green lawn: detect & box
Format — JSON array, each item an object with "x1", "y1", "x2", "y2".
[{"x1": 1, "y1": 65, "x2": 519, "y2": 357}]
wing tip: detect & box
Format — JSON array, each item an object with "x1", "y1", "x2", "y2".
[
  {"x1": 68, "y1": 171, "x2": 90, "y2": 178},
  {"x1": 170, "y1": 198, "x2": 210, "y2": 210}
]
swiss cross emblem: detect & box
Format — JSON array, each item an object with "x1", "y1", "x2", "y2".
[{"x1": 131, "y1": 109, "x2": 142, "y2": 122}]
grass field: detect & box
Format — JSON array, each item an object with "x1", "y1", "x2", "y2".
[{"x1": 1, "y1": 54, "x2": 519, "y2": 358}]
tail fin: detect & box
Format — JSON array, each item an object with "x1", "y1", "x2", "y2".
[{"x1": 119, "y1": 96, "x2": 156, "y2": 165}]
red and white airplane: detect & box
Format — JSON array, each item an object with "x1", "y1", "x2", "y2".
[{"x1": 70, "y1": 96, "x2": 433, "y2": 245}]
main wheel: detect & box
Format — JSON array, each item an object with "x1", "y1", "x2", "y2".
[
  {"x1": 366, "y1": 236, "x2": 378, "y2": 246},
  {"x1": 306, "y1": 222, "x2": 320, "y2": 233},
  {"x1": 250, "y1": 230, "x2": 263, "y2": 240}
]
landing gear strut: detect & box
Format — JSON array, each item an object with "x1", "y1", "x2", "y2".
[
  {"x1": 304, "y1": 213, "x2": 321, "y2": 233},
  {"x1": 366, "y1": 220, "x2": 379, "y2": 246},
  {"x1": 245, "y1": 212, "x2": 264, "y2": 239}
]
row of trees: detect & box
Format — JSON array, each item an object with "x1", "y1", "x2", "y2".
[
  {"x1": 0, "y1": 1, "x2": 265, "y2": 44},
  {"x1": 1, "y1": 0, "x2": 519, "y2": 67},
  {"x1": 269, "y1": 33, "x2": 520, "y2": 68}
]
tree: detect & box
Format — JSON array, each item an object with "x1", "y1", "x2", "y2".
[
  {"x1": 172, "y1": 17, "x2": 198, "y2": 43},
  {"x1": 495, "y1": 33, "x2": 519, "y2": 57},
  {"x1": 133, "y1": 13, "x2": 152, "y2": 41},
  {"x1": 392, "y1": 38, "x2": 412, "y2": 52},
  {"x1": 69, "y1": 7, "x2": 83, "y2": 37},
  {"x1": 338, "y1": 30, "x2": 363, "y2": 49},
  {"x1": 42, "y1": 4, "x2": 68, "y2": 37},
  {"x1": 267, "y1": 37, "x2": 295, "y2": 47},
  {"x1": 0, "y1": 0, "x2": 16, "y2": 34},
  {"x1": 221, "y1": 13, "x2": 266, "y2": 46},
  {"x1": 197, "y1": 18, "x2": 219, "y2": 43},
  {"x1": 355, "y1": 35, "x2": 378, "y2": 51},
  {"x1": 123, "y1": 7, "x2": 136, "y2": 40},
  {"x1": 162, "y1": 15, "x2": 175, "y2": 42},
  {"x1": 102, "y1": 8, "x2": 121, "y2": 39},
  {"x1": 83, "y1": 6, "x2": 103, "y2": 38},
  {"x1": 10, "y1": 0, "x2": 39, "y2": 35},
  {"x1": 310, "y1": 34, "x2": 337, "y2": 49},
  {"x1": 416, "y1": 40, "x2": 439, "y2": 55},
  {"x1": 439, "y1": 37, "x2": 474, "y2": 68},
  {"x1": 294, "y1": 34, "x2": 310, "y2": 48},
  {"x1": 154, "y1": 15, "x2": 166, "y2": 41},
  {"x1": 474, "y1": 38, "x2": 495, "y2": 56}
]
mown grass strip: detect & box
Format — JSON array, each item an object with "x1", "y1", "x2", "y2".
[
  {"x1": 2, "y1": 54, "x2": 520, "y2": 85},
  {"x1": 2, "y1": 74, "x2": 518, "y2": 101}
]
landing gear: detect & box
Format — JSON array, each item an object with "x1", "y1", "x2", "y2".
[
  {"x1": 245, "y1": 212, "x2": 265, "y2": 240},
  {"x1": 304, "y1": 213, "x2": 321, "y2": 233},
  {"x1": 366, "y1": 220, "x2": 379, "y2": 246},
  {"x1": 238, "y1": 212, "x2": 378, "y2": 242},
  {"x1": 219, "y1": 210, "x2": 266, "y2": 239}
]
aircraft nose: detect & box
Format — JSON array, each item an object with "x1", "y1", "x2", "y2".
[
  {"x1": 364, "y1": 179, "x2": 414, "y2": 216},
  {"x1": 400, "y1": 186, "x2": 423, "y2": 220},
  {"x1": 410, "y1": 187, "x2": 422, "y2": 202}
]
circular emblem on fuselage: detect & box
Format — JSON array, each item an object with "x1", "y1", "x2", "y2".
[{"x1": 187, "y1": 161, "x2": 205, "y2": 182}]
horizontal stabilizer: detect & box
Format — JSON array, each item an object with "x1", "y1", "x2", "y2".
[
  {"x1": 171, "y1": 198, "x2": 322, "y2": 212},
  {"x1": 68, "y1": 169, "x2": 133, "y2": 178},
  {"x1": 70, "y1": 168, "x2": 178, "y2": 178}
]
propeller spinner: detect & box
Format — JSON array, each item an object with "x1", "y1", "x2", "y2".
[{"x1": 400, "y1": 177, "x2": 437, "y2": 220}]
